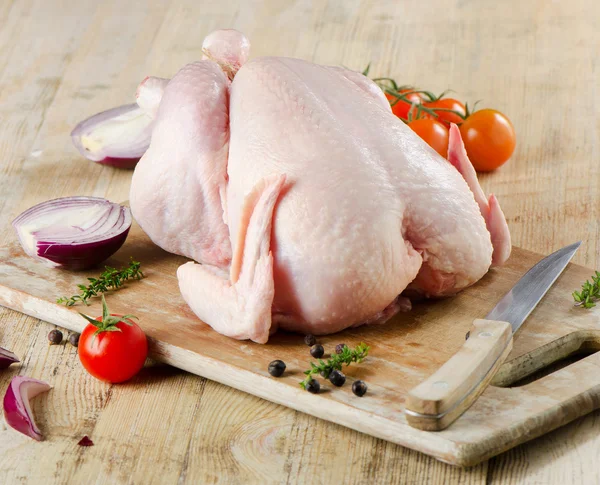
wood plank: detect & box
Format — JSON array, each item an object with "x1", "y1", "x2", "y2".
[{"x1": 3, "y1": 220, "x2": 600, "y2": 466}]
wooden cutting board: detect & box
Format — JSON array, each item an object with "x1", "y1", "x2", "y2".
[{"x1": 1, "y1": 221, "x2": 599, "y2": 467}]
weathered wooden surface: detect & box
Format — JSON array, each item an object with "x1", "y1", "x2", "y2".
[
  {"x1": 0, "y1": 0, "x2": 599, "y2": 482},
  {"x1": 4, "y1": 220, "x2": 600, "y2": 466}
]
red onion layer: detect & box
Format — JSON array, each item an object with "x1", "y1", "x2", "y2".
[
  {"x1": 12, "y1": 197, "x2": 132, "y2": 271},
  {"x1": 3, "y1": 376, "x2": 51, "y2": 441},
  {"x1": 0, "y1": 347, "x2": 19, "y2": 369},
  {"x1": 78, "y1": 436, "x2": 94, "y2": 446},
  {"x1": 71, "y1": 104, "x2": 153, "y2": 169}
]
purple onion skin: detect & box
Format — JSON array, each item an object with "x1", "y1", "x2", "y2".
[
  {"x1": 36, "y1": 225, "x2": 131, "y2": 271},
  {"x1": 3, "y1": 377, "x2": 51, "y2": 441},
  {"x1": 0, "y1": 347, "x2": 19, "y2": 369},
  {"x1": 97, "y1": 157, "x2": 140, "y2": 169},
  {"x1": 13, "y1": 197, "x2": 133, "y2": 271}
]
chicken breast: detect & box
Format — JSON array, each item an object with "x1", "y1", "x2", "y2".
[{"x1": 130, "y1": 29, "x2": 511, "y2": 343}]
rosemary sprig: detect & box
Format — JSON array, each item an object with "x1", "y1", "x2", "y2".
[
  {"x1": 57, "y1": 258, "x2": 144, "y2": 306},
  {"x1": 573, "y1": 271, "x2": 600, "y2": 308},
  {"x1": 300, "y1": 343, "x2": 370, "y2": 389}
]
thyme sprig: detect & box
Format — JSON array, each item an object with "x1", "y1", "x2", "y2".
[
  {"x1": 300, "y1": 343, "x2": 370, "y2": 389},
  {"x1": 573, "y1": 271, "x2": 600, "y2": 308},
  {"x1": 57, "y1": 258, "x2": 144, "y2": 306}
]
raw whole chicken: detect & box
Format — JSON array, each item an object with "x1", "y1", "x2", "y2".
[{"x1": 129, "y1": 29, "x2": 511, "y2": 344}]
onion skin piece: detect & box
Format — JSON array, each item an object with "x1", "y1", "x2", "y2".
[
  {"x1": 3, "y1": 376, "x2": 51, "y2": 441},
  {"x1": 12, "y1": 197, "x2": 132, "y2": 271},
  {"x1": 0, "y1": 347, "x2": 19, "y2": 369},
  {"x1": 35, "y1": 225, "x2": 131, "y2": 270},
  {"x1": 96, "y1": 157, "x2": 140, "y2": 169},
  {"x1": 71, "y1": 104, "x2": 153, "y2": 169}
]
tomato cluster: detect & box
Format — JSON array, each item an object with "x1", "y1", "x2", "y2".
[{"x1": 382, "y1": 83, "x2": 516, "y2": 172}]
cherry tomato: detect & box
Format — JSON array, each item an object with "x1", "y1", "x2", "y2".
[
  {"x1": 459, "y1": 109, "x2": 516, "y2": 171},
  {"x1": 423, "y1": 98, "x2": 466, "y2": 126},
  {"x1": 408, "y1": 119, "x2": 449, "y2": 157},
  {"x1": 79, "y1": 300, "x2": 148, "y2": 383},
  {"x1": 386, "y1": 90, "x2": 422, "y2": 120}
]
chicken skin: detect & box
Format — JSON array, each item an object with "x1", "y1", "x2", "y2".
[{"x1": 130, "y1": 29, "x2": 511, "y2": 343}]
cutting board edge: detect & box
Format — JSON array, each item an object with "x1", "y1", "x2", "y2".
[
  {"x1": 2, "y1": 244, "x2": 600, "y2": 467},
  {"x1": 0, "y1": 282, "x2": 466, "y2": 464},
  {"x1": 150, "y1": 339, "x2": 469, "y2": 464},
  {"x1": 455, "y1": 379, "x2": 600, "y2": 467},
  {"x1": 6, "y1": 282, "x2": 600, "y2": 467}
]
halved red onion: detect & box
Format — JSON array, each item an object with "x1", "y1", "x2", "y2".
[
  {"x1": 71, "y1": 104, "x2": 153, "y2": 169},
  {"x1": 3, "y1": 376, "x2": 51, "y2": 441},
  {"x1": 0, "y1": 347, "x2": 19, "y2": 369},
  {"x1": 12, "y1": 197, "x2": 132, "y2": 271}
]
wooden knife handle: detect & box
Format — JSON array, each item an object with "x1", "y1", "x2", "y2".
[{"x1": 405, "y1": 319, "x2": 513, "y2": 431}]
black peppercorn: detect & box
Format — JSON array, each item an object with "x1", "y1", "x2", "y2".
[
  {"x1": 306, "y1": 379, "x2": 320, "y2": 394},
  {"x1": 268, "y1": 360, "x2": 286, "y2": 377},
  {"x1": 329, "y1": 369, "x2": 346, "y2": 387},
  {"x1": 68, "y1": 333, "x2": 80, "y2": 347},
  {"x1": 304, "y1": 334, "x2": 316, "y2": 346},
  {"x1": 335, "y1": 343, "x2": 346, "y2": 354},
  {"x1": 48, "y1": 329, "x2": 63, "y2": 345},
  {"x1": 352, "y1": 380, "x2": 368, "y2": 397},
  {"x1": 310, "y1": 344, "x2": 324, "y2": 358}
]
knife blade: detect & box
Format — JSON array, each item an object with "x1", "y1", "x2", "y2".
[
  {"x1": 485, "y1": 241, "x2": 581, "y2": 332},
  {"x1": 405, "y1": 241, "x2": 581, "y2": 431}
]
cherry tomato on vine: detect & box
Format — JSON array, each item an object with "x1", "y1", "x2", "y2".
[
  {"x1": 408, "y1": 119, "x2": 449, "y2": 157},
  {"x1": 423, "y1": 98, "x2": 466, "y2": 126},
  {"x1": 459, "y1": 109, "x2": 516, "y2": 172},
  {"x1": 79, "y1": 295, "x2": 148, "y2": 383},
  {"x1": 386, "y1": 90, "x2": 423, "y2": 120}
]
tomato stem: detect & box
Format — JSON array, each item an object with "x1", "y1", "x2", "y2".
[
  {"x1": 372, "y1": 74, "x2": 471, "y2": 124},
  {"x1": 372, "y1": 77, "x2": 399, "y2": 90},
  {"x1": 464, "y1": 100, "x2": 482, "y2": 118},
  {"x1": 79, "y1": 295, "x2": 138, "y2": 343},
  {"x1": 425, "y1": 107, "x2": 467, "y2": 120}
]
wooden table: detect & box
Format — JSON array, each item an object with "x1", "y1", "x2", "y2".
[{"x1": 1, "y1": 0, "x2": 598, "y2": 483}]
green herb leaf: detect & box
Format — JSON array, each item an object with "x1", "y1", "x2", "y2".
[
  {"x1": 299, "y1": 343, "x2": 370, "y2": 389},
  {"x1": 57, "y1": 258, "x2": 144, "y2": 306},
  {"x1": 573, "y1": 271, "x2": 600, "y2": 308}
]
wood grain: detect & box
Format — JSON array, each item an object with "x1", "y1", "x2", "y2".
[
  {"x1": 4, "y1": 220, "x2": 600, "y2": 466},
  {"x1": 406, "y1": 319, "x2": 513, "y2": 431},
  {"x1": 0, "y1": 0, "x2": 599, "y2": 483}
]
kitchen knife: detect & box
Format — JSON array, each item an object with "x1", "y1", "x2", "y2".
[{"x1": 405, "y1": 241, "x2": 581, "y2": 431}]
